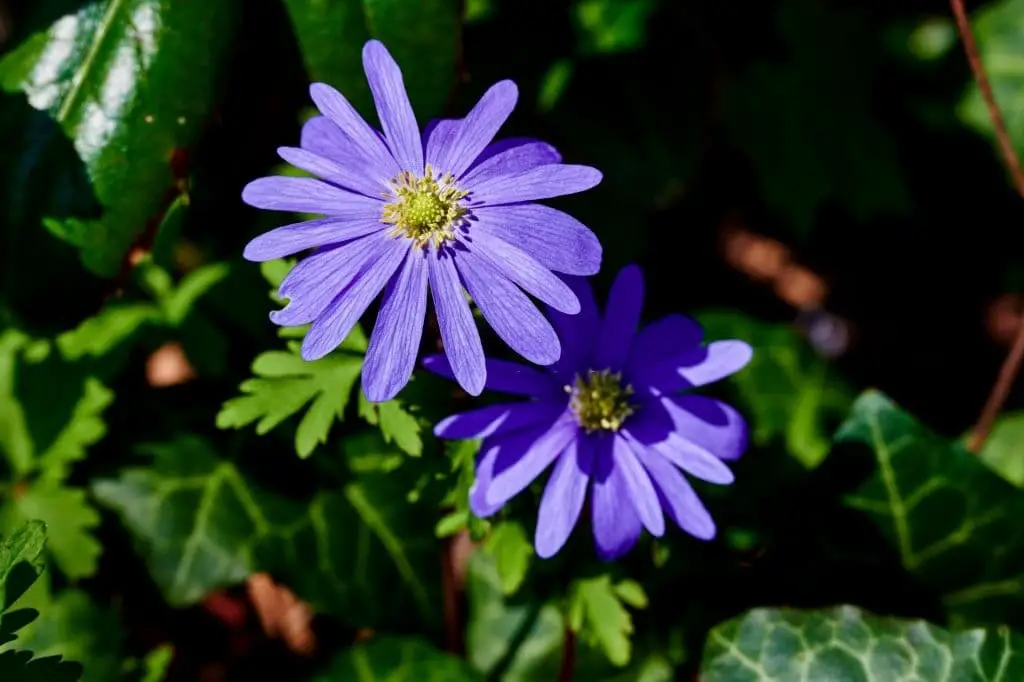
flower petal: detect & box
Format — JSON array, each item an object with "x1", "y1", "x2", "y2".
[
  {"x1": 301, "y1": 239, "x2": 408, "y2": 360},
  {"x1": 547, "y1": 275, "x2": 599, "y2": 381},
  {"x1": 362, "y1": 40, "x2": 424, "y2": 174},
  {"x1": 611, "y1": 434, "x2": 664, "y2": 536},
  {"x1": 427, "y1": 252, "x2": 485, "y2": 395},
  {"x1": 457, "y1": 250, "x2": 561, "y2": 366},
  {"x1": 661, "y1": 394, "x2": 748, "y2": 462},
  {"x1": 594, "y1": 264, "x2": 644, "y2": 370},
  {"x1": 590, "y1": 436, "x2": 643, "y2": 560},
  {"x1": 424, "y1": 118, "x2": 462, "y2": 169},
  {"x1": 362, "y1": 249, "x2": 428, "y2": 402},
  {"x1": 649, "y1": 433, "x2": 734, "y2": 485},
  {"x1": 630, "y1": 444, "x2": 716, "y2": 540},
  {"x1": 309, "y1": 82, "x2": 400, "y2": 177},
  {"x1": 301, "y1": 115, "x2": 358, "y2": 159},
  {"x1": 243, "y1": 217, "x2": 384, "y2": 262},
  {"x1": 473, "y1": 204, "x2": 601, "y2": 276},
  {"x1": 436, "y1": 80, "x2": 518, "y2": 177},
  {"x1": 677, "y1": 340, "x2": 753, "y2": 387},
  {"x1": 470, "y1": 435, "x2": 511, "y2": 518},
  {"x1": 435, "y1": 401, "x2": 566, "y2": 440},
  {"x1": 242, "y1": 177, "x2": 384, "y2": 216},
  {"x1": 423, "y1": 354, "x2": 561, "y2": 398},
  {"x1": 277, "y1": 146, "x2": 389, "y2": 198},
  {"x1": 270, "y1": 233, "x2": 388, "y2": 326},
  {"x1": 484, "y1": 414, "x2": 578, "y2": 508},
  {"x1": 625, "y1": 314, "x2": 704, "y2": 377},
  {"x1": 469, "y1": 164, "x2": 602, "y2": 206},
  {"x1": 470, "y1": 229, "x2": 580, "y2": 314},
  {"x1": 535, "y1": 437, "x2": 594, "y2": 559},
  {"x1": 460, "y1": 140, "x2": 561, "y2": 186}
]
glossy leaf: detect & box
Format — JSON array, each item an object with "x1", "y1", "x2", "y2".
[
  {"x1": 0, "y1": 0, "x2": 237, "y2": 275},
  {"x1": 701, "y1": 605, "x2": 1024, "y2": 681}
]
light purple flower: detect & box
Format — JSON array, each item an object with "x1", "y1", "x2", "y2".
[
  {"x1": 241, "y1": 40, "x2": 603, "y2": 402},
  {"x1": 425, "y1": 265, "x2": 753, "y2": 560}
]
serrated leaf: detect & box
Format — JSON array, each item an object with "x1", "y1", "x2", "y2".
[
  {"x1": 835, "y1": 390, "x2": 1024, "y2": 630},
  {"x1": 569, "y1": 574, "x2": 642, "y2": 667},
  {"x1": 313, "y1": 636, "x2": 480, "y2": 681},
  {"x1": 2, "y1": 486, "x2": 102, "y2": 581},
  {"x1": 36, "y1": 378, "x2": 112, "y2": 483},
  {"x1": 283, "y1": 0, "x2": 459, "y2": 120},
  {"x1": 160, "y1": 263, "x2": 230, "y2": 327},
  {"x1": 217, "y1": 341, "x2": 362, "y2": 459},
  {"x1": 701, "y1": 605, "x2": 1024, "y2": 681},
  {"x1": 0, "y1": 649, "x2": 83, "y2": 682},
  {"x1": 483, "y1": 521, "x2": 532, "y2": 596},
  {"x1": 55, "y1": 305, "x2": 160, "y2": 361},
  {"x1": 699, "y1": 310, "x2": 851, "y2": 468},
  {"x1": 0, "y1": 0, "x2": 237, "y2": 275},
  {"x1": 358, "y1": 394, "x2": 423, "y2": 456},
  {"x1": 0, "y1": 521, "x2": 46, "y2": 611},
  {"x1": 93, "y1": 435, "x2": 440, "y2": 628}
]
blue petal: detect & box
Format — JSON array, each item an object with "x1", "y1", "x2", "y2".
[
  {"x1": 546, "y1": 275, "x2": 599, "y2": 382},
  {"x1": 433, "y1": 81, "x2": 518, "y2": 177},
  {"x1": 423, "y1": 354, "x2": 561, "y2": 398},
  {"x1": 460, "y1": 139, "x2": 561, "y2": 186},
  {"x1": 362, "y1": 40, "x2": 424, "y2": 174},
  {"x1": 611, "y1": 434, "x2": 664, "y2": 536},
  {"x1": 243, "y1": 217, "x2": 383, "y2": 262},
  {"x1": 484, "y1": 414, "x2": 578, "y2": 508},
  {"x1": 427, "y1": 252, "x2": 485, "y2": 395},
  {"x1": 535, "y1": 437, "x2": 593, "y2": 559},
  {"x1": 309, "y1": 82, "x2": 400, "y2": 177},
  {"x1": 435, "y1": 401, "x2": 566, "y2": 440},
  {"x1": 660, "y1": 394, "x2": 748, "y2": 462},
  {"x1": 594, "y1": 265, "x2": 645, "y2": 370},
  {"x1": 628, "y1": 441, "x2": 716, "y2": 540},
  {"x1": 470, "y1": 229, "x2": 580, "y2": 314},
  {"x1": 590, "y1": 435, "x2": 643, "y2": 560},
  {"x1": 473, "y1": 204, "x2": 602, "y2": 276}
]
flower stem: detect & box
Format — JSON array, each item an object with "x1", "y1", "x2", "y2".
[
  {"x1": 950, "y1": 0, "x2": 1024, "y2": 452},
  {"x1": 557, "y1": 621, "x2": 576, "y2": 682}
]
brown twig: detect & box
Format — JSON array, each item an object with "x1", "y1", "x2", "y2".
[
  {"x1": 951, "y1": 0, "x2": 1024, "y2": 452},
  {"x1": 556, "y1": 622, "x2": 576, "y2": 682}
]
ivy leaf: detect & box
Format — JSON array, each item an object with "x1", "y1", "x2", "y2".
[
  {"x1": 358, "y1": 394, "x2": 423, "y2": 457},
  {"x1": 568, "y1": 574, "x2": 647, "y2": 667},
  {"x1": 282, "y1": 0, "x2": 460, "y2": 120},
  {"x1": 977, "y1": 412, "x2": 1024, "y2": 488},
  {"x1": 835, "y1": 390, "x2": 1024, "y2": 630},
  {"x1": 92, "y1": 434, "x2": 441, "y2": 629},
  {"x1": 0, "y1": 0, "x2": 237, "y2": 275},
  {"x1": 698, "y1": 310, "x2": 852, "y2": 468},
  {"x1": 701, "y1": 605, "x2": 1024, "y2": 681},
  {"x1": 313, "y1": 636, "x2": 480, "y2": 681},
  {"x1": 217, "y1": 341, "x2": 363, "y2": 459},
  {"x1": 482, "y1": 521, "x2": 532, "y2": 596}
]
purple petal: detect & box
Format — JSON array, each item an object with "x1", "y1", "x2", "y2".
[
  {"x1": 243, "y1": 217, "x2": 384, "y2": 262},
  {"x1": 242, "y1": 177, "x2": 385, "y2": 216},
  {"x1": 424, "y1": 119, "x2": 462, "y2": 169},
  {"x1": 469, "y1": 136, "x2": 561, "y2": 170},
  {"x1": 590, "y1": 436, "x2": 643, "y2": 560},
  {"x1": 271, "y1": 233, "x2": 388, "y2": 326},
  {"x1": 300, "y1": 239, "x2": 408, "y2": 360},
  {"x1": 611, "y1": 434, "x2": 664, "y2": 536},
  {"x1": 630, "y1": 443, "x2": 716, "y2": 540},
  {"x1": 423, "y1": 354, "x2": 561, "y2": 398},
  {"x1": 470, "y1": 435, "x2": 510, "y2": 518},
  {"x1": 309, "y1": 82, "x2": 400, "y2": 177},
  {"x1": 435, "y1": 401, "x2": 566, "y2": 440},
  {"x1": 301, "y1": 116, "x2": 359, "y2": 159},
  {"x1": 535, "y1": 438, "x2": 594, "y2": 559},
  {"x1": 677, "y1": 340, "x2": 753, "y2": 386},
  {"x1": 547, "y1": 276, "x2": 599, "y2": 381},
  {"x1": 661, "y1": 394, "x2": 748, "y2": 462},
  {"x1": 625, "y1": 314, "x2": 704, "y2": 378},
  {"x1": 649, "y1": 433, "x2": 734, "y2": 485},
  {"x1": 460, "y1": 140, "x2": 561, "y2": 186},
  {"x1": 427, "y1": 253, "x2": 485, "y2": 396},
  {"x1": 469, "y1": 164, "x2": 602, "y2": 206},
  {"x1": 277, "y1": 146, "x2": 389, "y2": 198},
  {"x1": 435, "y1": 81, "x2": 518, "y2": 177},
  {"x1": 362, "y1": 249, "x2": 428, "y2": 402},
  {"x1": 484, "y1": 414, "x2": 578, "y2": 508},
  {"x1": 362, "y1": 40, "x2": 424, "y2": 174},
  {"x1": 457, "y1": 250, "x2": 561, "y2": 366},
  {"x1": 473, "y1": 204, "x2": 601, "y2": 276},
  {"x1": 469, "y1": 230, "x2": 580, "y2": 314},
  {"x1": 594, "y1": 264, "x2": 644, "y2": 370}
]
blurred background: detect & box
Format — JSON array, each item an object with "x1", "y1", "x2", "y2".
[{"x1": 2, "y1": 0, "x2": 1024, "y2": 680}]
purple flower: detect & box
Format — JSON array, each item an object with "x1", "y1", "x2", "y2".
[
  {"x1": 241, "y1": 40, "x2": 603, "y2": 403},
  {"x1": 425, "y1": 265, "x2": 753, "y2": 560}
]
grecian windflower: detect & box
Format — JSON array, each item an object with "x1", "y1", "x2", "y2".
[
  {"x1": 241, "y1": 40, "x2": 603, "y2": 402},
  {"x1": 425, "y1": 265, "x2": 752, "y2": 560}
]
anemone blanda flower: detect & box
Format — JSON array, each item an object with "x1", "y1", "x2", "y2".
[
  {"x1": 241, "y1": 40, "x2": 603, "y2": 403},
  {"x1": 425, "y1": 265, "x2": 752, "y2": 560}
]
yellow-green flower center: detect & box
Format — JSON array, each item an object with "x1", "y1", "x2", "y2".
[
  {"x1": 568, "y1": 369, "x2": 636, "y2": 433},
  {"x1": 382, "y1": 165, "x2": 468, "y2": 249}
]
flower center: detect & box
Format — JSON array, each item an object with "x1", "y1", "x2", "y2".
[
  {"x1": 568, "y1": 369, "x2": 636, "y2": 433},
  {"x1": 382, "y1": 165, "x2": 468, "y2": 249}
]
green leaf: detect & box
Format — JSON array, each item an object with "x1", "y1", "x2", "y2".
[
  {"x1": 835, "y1": 390, "x2": 1024, "y2": 629},
  {"x1": 159, "y1": 263, "x2": 231, "y2": 327},
  {"x1": 358, "y1": 394, "x2": 423, "y2": 456},
  {"x1": 0, "y1": 0, "x2": 237, "y2": 275},
  {"x1": 2, "y1": 486, "x2": 101, "y2": 581},
  {"x1": 959, "y1": 0, "x2": 1024, "y2": 165},
  {"x1": 569, "y1": 574, "x2": 645, "y2": 667},
  {"x1": 573, "y1": 0, "x2": 658, "y2": 55},
  {"x1": 36, "y1": 378, "x2": 113, "y2": 484},
  {"x1": 282, "y1": 0, "x2": 459, "y2": 119},
  {"x1": 0, "y1": 332, "x2": 34, "y2": 476},
  {"x1": 55, "y1": 305, "x2": 160, "y2": 361},
  {"x1": 217, "y1": 341, "x2": 363, "y2": 459},
  {"x1": 313, "y1": 636, "x2": 480, "y2": 681},
  {"x1": 698, "y1": 310, "x2": 851, "y2": 468},
  {"x1": 978, "y1": 412, "x2": 1024, "y2": 488},
  {"x1": 93, "y1": 435, "x2": 441, "y2": 628},
  {"x1": 701, "y1": 605, "x2": 1024, "y2": 681},
  {"x1": 483, "y1": 521, "x2": 532, "y2": 596},
  {"x1": 139, "y1": 645, "x2": 174, "y2": 682},
  {"x1": 0, "y1": 521, "x2": 46, "y2": 611}
]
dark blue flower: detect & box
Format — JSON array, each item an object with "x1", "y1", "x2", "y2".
[
  {"x1": 241, "y1": 40, "x2": 603, "y2": 402},
  {"x1": 426, "y1": 265, "x2": 752, "y2": 560}
]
